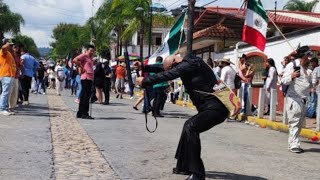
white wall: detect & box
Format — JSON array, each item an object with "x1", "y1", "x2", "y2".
[{"x1": 215, "y1": 30, "x2": 320, "y2": 73}]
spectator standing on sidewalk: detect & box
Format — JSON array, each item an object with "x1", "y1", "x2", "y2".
[
  {"x1": 9, "y1": 42, "x2": 22, "y2": 113},
  {"x1": 35, "y1": 61, "x2": 47, "y2": 94},
  {"x1": 20, "y1": 46, "x2": 39, "y2": 105},
  {"x1": 219, "y1": 57, "x2": 236, "y2": 91},
  {"x1": 73, "y1": 44, "x2": 95, "y2": 119},
  {"x1": 94, "y1": 59, "x2": 105, "y2": 104},
  {"x1": 136, "y1": 55, "x2": 229, "y2": 180},
  {"x1": 264, "y1": 58, "x2": 278, "y2": 115},
  {"x1": 55, "y1": 60, "x2": 65, "y2": 96},
  {"x1": 0, "y1": 39, "x2": 16, "y2": 115},
  {"x1": 102, "y1": 60, "x2": 112, "y2": 105},
  {"x1": 281, "y1": 46, "x2": 312, "y2": 153},
  {"x1": 70, "y1": 65, "x2": 78, "y2": 96},
  {"x1": 115, "y1": 62, "x2": 126, "y2": 99},
  {"x1": 238, "y1": 54, "x2": 255, "y2": 114}
]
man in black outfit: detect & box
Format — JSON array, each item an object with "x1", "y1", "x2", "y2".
[
  {"x1": 136, "y1": 55, "x2": 229, "y2": 180},
  {"x1": 102, "y1": 60, "x2": 112, "y2": 105}
]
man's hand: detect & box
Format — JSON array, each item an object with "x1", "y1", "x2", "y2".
[
  {"x1": 136, "y1": 77, "x2": 144, "y2": 86},
  {"x1": 291, "y1": 70, "x2": 300, "y2": 79}
]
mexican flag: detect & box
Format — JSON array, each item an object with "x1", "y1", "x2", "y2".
[
  {"x1": 148, "y1": 12, "x2": 186, "y2": 64},
  {"x1": 242, "y1": 0, "x2": 268, "y2": 51}
]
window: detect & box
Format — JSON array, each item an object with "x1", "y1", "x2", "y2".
[
  {"x1": 153, "y1": 33, "x2": 162, "y2": 46},
  {"x1": 246, "y1": 55, "x2": 265, "y2": 86}
]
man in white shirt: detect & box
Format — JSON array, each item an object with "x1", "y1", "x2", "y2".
[
  {"x1": 54, "y1": 60, "x2": 65, "y2": 96},
  {"x1": 219, "y1": 57, "x2": 236, "y2": 91},
  {"x1": 281, "y1": 46, "x2": 312, "y2": 153}
]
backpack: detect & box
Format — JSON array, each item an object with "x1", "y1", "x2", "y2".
[
  {"x1": 281, "y1": 61, "x2": 297, "y2": 96},
  {"x1": 57, "y1": 67, "x2": 65, "y2": 81},
  {"x1": 234, "y1": 74, "x2": 241, "y2": 89}
]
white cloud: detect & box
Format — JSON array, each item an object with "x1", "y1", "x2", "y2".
[{"x1": 2, "y1": 0, "x2": 288, "y2": 48}]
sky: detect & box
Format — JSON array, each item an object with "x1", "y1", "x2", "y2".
[{"x1": 3, "y1": 0, "x2": 289, "y2": 48}]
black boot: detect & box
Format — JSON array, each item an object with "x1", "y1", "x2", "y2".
[{"x1": 185, "y1": 173, "x2": 205, "y2": 180}]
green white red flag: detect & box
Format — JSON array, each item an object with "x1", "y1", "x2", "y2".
[
  {"x1": 242, "y1": 0, "x2": 268, "y2": 51},
  {"x1": 148, "y1": 12, "x2": 186, "y2": 64}
]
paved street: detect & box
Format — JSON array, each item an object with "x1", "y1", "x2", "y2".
[{"x1": 1, "y1": 90, "x2": 320, "y2": 180}]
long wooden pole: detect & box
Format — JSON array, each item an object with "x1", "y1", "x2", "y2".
[{"x1": 267, "y1": 13, "x2": 295, "y2": 51}]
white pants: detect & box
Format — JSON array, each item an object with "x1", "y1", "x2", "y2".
[
  {"x1": 286, "y1": 97, "x2": 306, "y2": 150},
  {"x1": 9, "y1": 78, "x2": 19, "y2": 109},
  {"x1": 56, "y1": 78, "x2": 64, "y2": 95}
]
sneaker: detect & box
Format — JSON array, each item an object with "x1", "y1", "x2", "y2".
[
  {"x1": 74, "y1": 99, "x2": 80, "y2": 104},
  {"x1": 130, "y1": 96, "x2": 134, "y2": 99},
  {"x1": 42, "y1": 92, "x2": 46, "y2": 95},
  {"x1": 0, "y1": 110, "x2": 12, "y2": 116},
  {"x1": 289, "y1": 148, "x2": 304, "y2": 153},
  {"x1": 22, "y1": 101, "x2": 29, "y2": 105},
  {"x1": 81, "y1": 115, "x2": 94, "y2": 119}
]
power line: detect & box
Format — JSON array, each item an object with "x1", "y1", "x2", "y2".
[{"x1": 201, "y1": 0, "x2": 219, "y2": 7}]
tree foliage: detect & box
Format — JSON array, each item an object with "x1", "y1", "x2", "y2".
[
  {"x1": 50, "y1": 23, "x2": 90, "y2": 58},
  {"x1": 283, "y1": 0, "x2": 319, "y2": 12},
  {"x1": 0, "y1": 0, "x2": 24, "y2": 39},
  {"x1": 13, "y1": 34, "x2": 40, "y2": 58}
]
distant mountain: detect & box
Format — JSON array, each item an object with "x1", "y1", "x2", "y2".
[{"x1": 38, "y1": 47, "x2": 52, "y2": 57}]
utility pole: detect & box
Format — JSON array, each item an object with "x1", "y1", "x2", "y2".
[{"x1": 187, "y1": 0, "x2": 196, "y2": 56}]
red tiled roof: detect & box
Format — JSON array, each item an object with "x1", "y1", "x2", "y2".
[
  {"x1": 193, "y1": 24, "x2": 241, "y2": 40},
  {"x1": 195, "y1": 7, "x2": 320, "y2": 28}
]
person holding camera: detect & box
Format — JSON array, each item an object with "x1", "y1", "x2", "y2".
[
  {"x1": 0, "y1": 39, "x2": 16, "y2": 115},
  {"x1": 281, "y1": 46, "x2": 312, "y2": 153}
]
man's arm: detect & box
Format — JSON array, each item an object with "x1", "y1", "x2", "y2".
[{"x1": 281, "y1": 62, "x2": 295, "y2": 85}]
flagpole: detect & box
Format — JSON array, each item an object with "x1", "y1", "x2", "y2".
[
  {"x1": 267, "y1": 13, "x2": 295, "y2": 51},
  {"x1": 177, "y1": 11, "x2": 187, "y2": 54}
]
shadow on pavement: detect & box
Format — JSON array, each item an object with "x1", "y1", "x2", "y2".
[
  {"x1": 163, "y1": 112, "x2": 193, "y2": 119},
  {"x1": 205, "y1": 171, "x2": 267, "y2": 180},
  {"x1": 303, "y1": 148, "x2": 320, "y2": 153},
  {"x1": 94, "y1": 117, "x2": 134, "y2": 121}
]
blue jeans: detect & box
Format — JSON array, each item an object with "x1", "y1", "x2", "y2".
[
  {"x1": 35, "y1": 78, "x2": 46, "y2": 93},
  {"x1": 241, "y1": 83, "x2": 249, "y2": 113},
  {"x1": 71, "y1": 78, "x2": 77, "y2": 95},
  {"x1": 76, "y1": 75, "x2": 82, "y2": 99},
  {"x1": 0, "y1": 77, "x2": 13, "y2": 111}
]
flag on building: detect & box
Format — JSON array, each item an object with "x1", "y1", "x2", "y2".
[
  {"x1": 242, "y1": 0, "x2": 268, "y2": 51},
  {"x1": 148, "y1": 12, "x2": 186, "y2": 64}
]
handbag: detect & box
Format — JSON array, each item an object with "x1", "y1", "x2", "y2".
[{"x1": 195, "y1": 82, "x2": 241, "y2": 118}]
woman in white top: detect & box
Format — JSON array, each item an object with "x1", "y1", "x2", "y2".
[
  {"x1": 265, "y1": 58, "x2": 278, "y2": 115},
  {"x1": 219, "y1": 57, "x2": 236, "y2": 91},
  {"x1": 47, "y1": 66, "x2": 56, "y2": 89}
]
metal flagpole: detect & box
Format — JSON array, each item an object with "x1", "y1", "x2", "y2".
[{"x1": 177, "y1": 11, "x2": 187, "y2": 53}]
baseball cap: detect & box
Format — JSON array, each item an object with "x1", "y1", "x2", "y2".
[{"x1": 1, "y1": 38, "x2": 14, "y2": 46}]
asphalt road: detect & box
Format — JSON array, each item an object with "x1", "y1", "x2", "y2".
[
  {"x1": 1, "y1": 91, "x2": 320, "y2": 180},
  {"x1": 62, "y1": 92, "x2": 320, "y2": 180}
]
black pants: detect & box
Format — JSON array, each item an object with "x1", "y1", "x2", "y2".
[
  {"x1": 103, "y1": 81, "x2": 110, "y2": 104},
  {"x1": 175, "y1": 102, "x2": 228, "y2": 176},
  {"x1": 77, "y1": 79, "x2": 93, "y2": 117},
  {"x1": 153, "y1": 87, "x2": 167, "y2": 115},
  {"x1": 21, "y1": 76, "x2": 32, "y2": 101}
]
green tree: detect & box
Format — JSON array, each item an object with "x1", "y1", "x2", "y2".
[
  {"x1": 0, "y1": 0, "x2": 24, "y2": 40},
  {"x1": 93, "y1": 0, "x2": 175, "y2": 59},
  {"x1": 283, "y1": 0, "x2": 319, "y2": 12},
  {"x1": 13, "y1": 35, "x2": 40, "y2": 58},
  {"x1": 50, "y1": 23, "x2": 90, "y2": 58}
]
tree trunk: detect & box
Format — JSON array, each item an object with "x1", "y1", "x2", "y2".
[{"x1": 187, "y1": 0, "x2": 196, "y2": 56}]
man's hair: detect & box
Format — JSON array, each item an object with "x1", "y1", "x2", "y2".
[
  {"x1": 86, "y1": 44, "x2": 95, "y2": 50},
  {"x1": 156, "y1": 56, "x2": 163, "y2": 63},
  {"x1": 296, "y1": 45, "x2": 311, "y2": 58},
  {"x1": 310, "y1": 57, "x2": 319, "y2": 64},
  {"x1": 20, "y1": 46, "x2": 28, "y2": 53}
]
